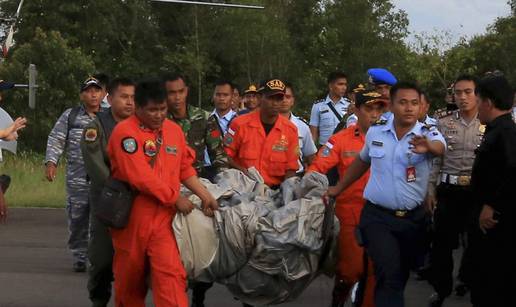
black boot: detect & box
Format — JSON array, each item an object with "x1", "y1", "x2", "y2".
[
  {"x1": 331, "y1": 278, "x2": 351, "y2": 307},
  {"x1": 191, "y1": 282, "x2": 213, "y2": 307}
]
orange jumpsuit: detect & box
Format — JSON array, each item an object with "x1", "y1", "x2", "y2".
[
  {"x1": 107, "y1": 115, "x2": 196, "y2": 307},
  {"x1": 224, "y1": 111, "x2": 299, "y2": 187},
  {"x1": 308, "y1": 126, "x2": 375, "y2": 307}
]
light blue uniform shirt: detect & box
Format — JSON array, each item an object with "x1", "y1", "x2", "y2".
[
  {"x1": 359, "y1": 116, "x2": 446, "y2": 210},
  {"x1": 380, "y1": 111, "x2": 393, "y2": 121},
  {"x1": 204, "y1": 109, "x2": 237, "y2": 166},
  {"x1": 309, "y1": 95, "x2": 350, "y2": 145},
  {"x1": 422, "y1": 114, "x2": 437, "y2": 126}
]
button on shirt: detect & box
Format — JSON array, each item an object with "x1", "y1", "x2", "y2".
[
  {"x1": 290, "y1": 114, "x2": 317, "y2": 172},
  {"x1": 359, "y1": 117, "x2": 446, "y2": 210},
  {"x1": 309, "y1": 95, "x2": 350, "y2": 145}
]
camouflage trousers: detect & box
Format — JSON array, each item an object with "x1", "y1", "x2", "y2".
[{"x1": 66, "y1": 186, "x2": 90, "y2": 263}]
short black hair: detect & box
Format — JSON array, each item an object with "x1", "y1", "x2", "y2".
[
  {"x1": 389, "y1": 81, "x2": 422, "y2": 100},
  {"x1": 214, "y1": 79, "x2": 234, "y2": 90},
  {"x1": 162, "y1": 73, "x2": 188, "y2": 85},
  {"x1": 475, "y1": 75, "x2": 514, "y2": 111},
  {"x1": 420, "y1": 91, "x2": 430, "y2": 105},
  {"x1": 327, "y1": 71, "x2": 348, "y2": 84},
  {"x1": 454, "y1": 74, "x2": 478, "y2": 88},
  {"x1": 93, "y1": 73, "x2": 110, "y2": 88},
  {"x1": 135, "y1": 80, "x2": 167, "y2": 108},
  {"x1": 233, "y1": 83, "x2": 241, "y2": 95},
  {"x1": 284, "y1": 82, "x2": 295, "y2": 96},
  {"x1": 107, "y1": 78, "x2": 135, "y2": 95}
]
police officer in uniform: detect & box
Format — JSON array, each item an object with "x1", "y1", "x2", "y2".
[
  {"x1": 279, "y1": 82, "x2": 317, "y2": 173},
  {"x1": 239, "y1": 84, "x2": 259, "y2": 115},
  {"x1": 45, "y1": 77, "x2": 105, "y2": 272},
  {"x1": 211, "y1": 80, "x2": 238, "y2": 136},
  {"x1": 419, "y1": 92, "x2": 437, "y2": 126},
  {"x1": 426, "y1": 75, "x2": 483, "y2": 307},
  {"x1": 164, "y1": 74, "x2": 229, "y2": 180},
  {"x1": 81, "y1": 78, "x2": 135, "y2": 307},
  {"x1": 328, "y1": 82, "x2": 446, "y2": 307},
  {"x1": 309, "y1": 71, "x2": 351, "y2": 146},
  {"x1": 468, "y1": 75, "x2": 515, "y2": 307},
  {"x1": 367, "y1": 68, "x2": 397, "y2": 121}
]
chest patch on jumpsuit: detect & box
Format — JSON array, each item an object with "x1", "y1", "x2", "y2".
[{"x1": 122, "y1": 137, "x2": 138, "y2": 154}]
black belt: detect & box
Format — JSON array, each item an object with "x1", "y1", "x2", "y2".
[{"x1": 366, "y1": 201, "x2": 421, "y2": 218}]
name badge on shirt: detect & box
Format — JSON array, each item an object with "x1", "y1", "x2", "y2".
[{"x1": 406, "y1": 166, "x2": 416, "y2": 182}]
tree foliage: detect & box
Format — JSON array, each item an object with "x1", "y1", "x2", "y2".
[{"x1": 0, "y1": 0, "x2": 514, "y2": 151}]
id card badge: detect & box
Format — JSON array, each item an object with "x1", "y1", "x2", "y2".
[{"x1": 406, "y1": 166, "x2": 416, "y2": 182}]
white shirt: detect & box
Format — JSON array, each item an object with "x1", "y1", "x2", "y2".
[
  {"x1": 290, "y1": 113, "x2": 317, "y2": 173},
  {"x1": 309, "y1": 95, "x2": 351, "y2": 145}
]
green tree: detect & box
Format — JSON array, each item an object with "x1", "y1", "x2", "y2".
[{"x1": 0, "y1": 28, "x2": 95, "y2": 151}]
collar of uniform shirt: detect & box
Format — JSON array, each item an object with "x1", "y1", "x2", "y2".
[
  {"x1": 211, "y1": 109, "x2": 236, "y2": 122},
  {"x1": 324, "y1": 94, "x2": 349, "y2": 106},
  {"x1": 381, "y1": 115, "x2": 425, "y2": 138}
]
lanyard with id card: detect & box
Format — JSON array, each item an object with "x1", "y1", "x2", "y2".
[{"x1": 406, "y1": 150, "x2": 416, "y2": 182}]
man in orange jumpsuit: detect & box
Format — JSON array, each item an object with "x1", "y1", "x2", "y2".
[
  {"x1": 306, "y1": 90, "x2": 387, "y2": 307},
  {"x1": 224, "y1": 78, "x2": 299, "y2": 188},
  {"x1": 107, "y1": 80, "x2": 218, "y2": 307}
]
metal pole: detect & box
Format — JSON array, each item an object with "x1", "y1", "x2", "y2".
[{"x1": 151, "y1": 0, "x2": 264, "y2": 9}]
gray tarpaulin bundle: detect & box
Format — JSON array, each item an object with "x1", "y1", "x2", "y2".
[{"x1": 173, "y1": 168, "x2": 339, "y2": 305}]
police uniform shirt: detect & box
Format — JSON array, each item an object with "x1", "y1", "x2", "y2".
[
  {"x1": 380, "y1": 111, "x2": 393, "y2": 121},
  {"x1": 433, "y1": 111, "x2": 483, "y2": 178},
  {"x1": 290, "y1": 113, "x2": 317, "y2": 172},
  {"x1": 309, "y1": 95, "x2": 350, "y2": 145},
  {"x1": 346, "y1": 114, "x2": 358, "y2": 127},
  {"x1": 359, "y1": 116, "x2": 446, "y2": 210},
  {"x1": 211, "y1": 109, "x2": 237, "y2": 135},
  {"x1": 422, "y1": 114, "x2": 437, "y2": 126}
]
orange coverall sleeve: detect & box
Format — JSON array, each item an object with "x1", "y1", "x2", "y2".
[
  {"x1": 307, "y1": 135, "x2": 340, "y2": 174},
  {"x1": 108, "y1": 127, "x2": 178, "y2": 207},
  {"x1": 180, "y1": 144, "x2": 197, "y2": 182}
]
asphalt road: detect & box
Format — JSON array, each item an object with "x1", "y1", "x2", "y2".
[{"x1": 0, "y1": 208, "x2": 472, "y2": 307}]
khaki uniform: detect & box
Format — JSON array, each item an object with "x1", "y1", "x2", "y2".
[{"x1": 428, "y1": 110, "x2": 485, "y2": 300}]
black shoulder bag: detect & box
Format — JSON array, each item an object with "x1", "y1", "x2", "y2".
[{"x1": 96, "y1": 132, "x2": 162, "y2": 229}]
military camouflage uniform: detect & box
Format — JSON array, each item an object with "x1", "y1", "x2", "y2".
[
  {"x1": 80, "y1": 109, "x2": 116, "y2": 306},
  {"x1": 45, "y1": 104, "x2": 99, "y2": 264},
  {"x1": 169, "y1": 105, "x2": 228, "y2": 176}
]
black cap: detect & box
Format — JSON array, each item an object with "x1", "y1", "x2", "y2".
[
  {"x1": 0, "y1": 80, "x2": 15, "y2": 91},
  {"x1": 257, "y1": 78, "x2": 286, "y2": 97},
  {"x1": 355, "y1": 90, "x2": 388, "y2": 107},
  {"x1": 80, "y1": 77, "x2": 102, "y2": 92}
]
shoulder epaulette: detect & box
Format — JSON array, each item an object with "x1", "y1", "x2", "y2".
[
  {"x1": 372, "y1": 119, "x2": 387, "y2": 126},
  {"x1": 422, "y1": 123, "x2": 436, "y2": 131},
  {"x1": 433, "y1": 107, "x2": 454, "y2": 119},
  {"x1": 313, "y1": 98, "x2": 325, "y2": 105},
  {"x1": 294, "y1": 114, "x2": 309, "y2": 126}
]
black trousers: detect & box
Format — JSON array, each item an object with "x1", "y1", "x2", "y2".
[
  {"x1": 429, "y1": 183, "x2": 475, "y2": 297},
  {"x1": 468, "y1": 213, "x2": 516, "y2": 307},
  {"x1": 359, "y1": 202, "x2": 427, "y2": 307}
]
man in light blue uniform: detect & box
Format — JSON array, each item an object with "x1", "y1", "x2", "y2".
[
  {"x1": 309, "y1": 71, "x2": 351, "y2": 146},
  {"x1": 328, "y1": 81, "x2": 446, "y2": 307},
  {"x1": 419, "y1": 91, "x2": 437, "y2": 126}
]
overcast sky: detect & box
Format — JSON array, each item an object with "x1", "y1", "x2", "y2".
[{"x1": 392, "y1": 0, "x2": 511, "y2": 43}]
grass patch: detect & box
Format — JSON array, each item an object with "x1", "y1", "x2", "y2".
[{"x1": 1, "y1": 151, "x2": 66, "y2": 208}]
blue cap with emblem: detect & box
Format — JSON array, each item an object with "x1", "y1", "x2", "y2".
[{"x1": 367, "y1": 68, "x2": 397, "y2": 86}]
